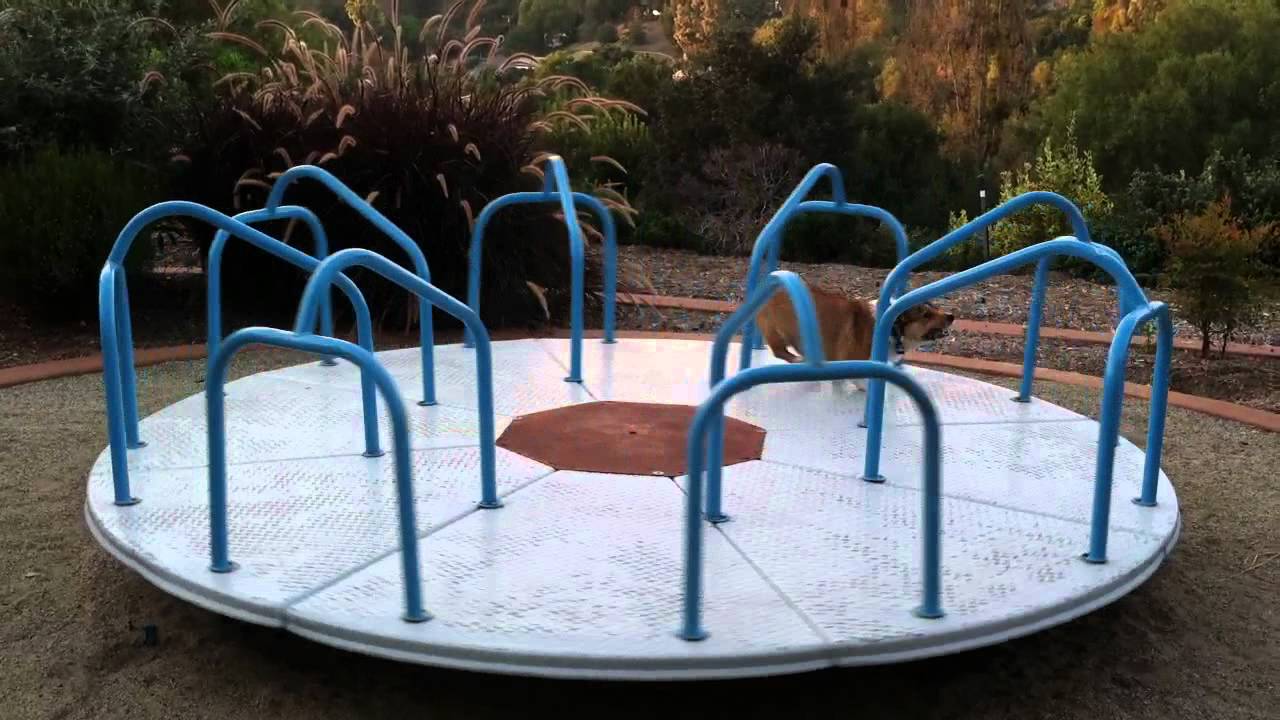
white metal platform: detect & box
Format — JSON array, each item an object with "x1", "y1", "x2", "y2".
[{"x1": 85, "y1": 338, "x2": 1180, "y2": 680}]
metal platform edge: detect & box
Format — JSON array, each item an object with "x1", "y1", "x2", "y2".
[{"x1": 87, "y1": 491, "x2": 1181, "y2": 680}]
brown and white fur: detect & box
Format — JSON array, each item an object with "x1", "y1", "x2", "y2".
[{"x1": 756, "y1": 285, "x2": 954, "y2": 387}]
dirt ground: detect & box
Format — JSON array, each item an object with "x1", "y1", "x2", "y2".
[{"x1": 1, "y1": 351, "x2": 1277, "y2": 720}]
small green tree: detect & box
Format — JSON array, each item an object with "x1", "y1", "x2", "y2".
[
  {"x1": 1156, "y1": 198, "x2": 1276, "y2": 357},
  {"x1": 991, "y1": 122, "x2": 1113, "y2": 254}
]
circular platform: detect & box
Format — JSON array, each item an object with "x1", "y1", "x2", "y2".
[{"x1": 85, "y1": 338, "x2": 1180, "y2": 680}]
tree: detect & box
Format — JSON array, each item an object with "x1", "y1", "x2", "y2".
[
  {"x1": 671, "y1": 0, "x2": 775, "y2": 56},
  {"x1": 510, "y1": 0, "x2": 581, "y2": 50},
  {"x1": 783, "y1": 0, "x2": 893, "y2": 57},
  {"x1": 1156, "y1": 198, "x2": 1276, "y2": 356},
  {"x1": 885, "y1": 0, "x2": 1033, "y2": 166},
  {"x1": 990, "y1": 121, "x2": 1112, "y2": 255},
  {"x1": 1029, "y1": 0, "x2": 1280, "y2": 189}
]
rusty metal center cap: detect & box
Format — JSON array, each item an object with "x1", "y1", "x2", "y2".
[{"x1": 496, "y1": 401, "x2": 767, "y2": 477}]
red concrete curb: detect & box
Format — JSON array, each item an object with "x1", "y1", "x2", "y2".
[
  {"x1": 0, "y1": 345, "x2": 208, "y2": 389},
  {"x1": 905, "y1": 351, "x2": 1280, "y2": 433},
  {"x1": 2, "y1": 330, "x2": 1275, "y2": 432},
  {"x1": 617, "y1": 293, "x2": 1279, "y2": 359}
]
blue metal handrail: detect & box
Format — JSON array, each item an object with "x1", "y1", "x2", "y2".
[
  {"x1": 462, "y1": 155, "x2": 594, "y2": 382},
  {"x1": 295, "y1": 249, "x2": 502, "y2": 509},
  {"x1": 737, "y1": 165, "x2": 912, "y2": 372},
  {"x1": 863, "y1": 236, "x2": 1170, "y2": 564},
  {"x1": 463, "y1": 187, "x2": 617, "y2": 363},
  {"x1": 208, "y1": 206, "x2": 382, "y2": 457},
  {"x1": 874, "y1": 191, "x2": 1097, "y2": 403},
  {"x1": 99, "y1": 201, "x2": 378, "y2": 507},
  {"x1": 703, "y1": 270, "x2": 825, "y2": 522},
  {"x1": 681, "y1": 360, "x2": 944, "y2": 641},
  {"x1": 207, "y1": 206, "x2": 336, "y2": 368},
  {"x1": 1089, "y1": 300, "x2": 1173, "y2": 561},
  {"x1": 206, "y1": 327, "x2": 430, "y2": 623},
  {"x1": 265, "y1": 165, "x2": 438, "y2": 405}
]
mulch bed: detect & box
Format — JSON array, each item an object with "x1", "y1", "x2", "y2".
[
  {"x1": 618, "y1": 245, "x2": 1280, "y2": 346},
  {"x1": 4, "y1": 246, "x2": 1277, "y2": 414}
]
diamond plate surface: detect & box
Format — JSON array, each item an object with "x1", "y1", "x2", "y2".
[
  {"x1": 426, "y1": 340, "x2": 595, "y2": 415},
  {"x1": 888, "y1": 366, "x2": 1084, "y2": 426},
  {"x1": 761, "y1": 419, "x2": 1177, "y2": 536},
  {"x1": 90, "y1": 380, "x2": 512, "y2": 477},
  {"x1": 288, "y1": 471, "x2": 827, "y2": 673},
  {"x1": 86, "y1": 337, "x2": 1180, "y2": 678},
  {"x1": 682, "y1": 461, "x2": 1174, "y2": 660},
  {"x1": 538, "y1": 338, "x2": 848, "y2": 431},
  {"x1": 87, "y1": 446, "x2": 551, "y2": 621}
]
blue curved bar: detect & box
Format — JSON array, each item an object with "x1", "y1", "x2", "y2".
[
  {"x1": 863, "y1": 237, "x2": 1168, "y2": 564},
  {"x1": 463, "y1": 185, "x2": 617, "y2": 366},
  {"x1": 265, "y1": 165, "x2": 437, "y2": 405},
  {"x1": 1087, "y1": 300, "x2": 1173, "y2": 561},
  {"x1": 871, "y1": 191, "x2": 1096, "y2": 405},
  {"x1": 295, "y1": 249, "x2": 501, "y2": 509},
  {"x1": 681, "y1": 359, "x2": 944, "y2": 641},
  {"x1": 703, "y1": 270, "x2": 824, "y2": 522},
  {"x1": 99, "y1": 201, "x2": 384, "y2": 506},
  {"x1": 208, "y1": 206, "x2": 335, "y2": 366},
  {"x1": 461, "y1": 156, "x2": 591, "y2": 381},
  {"x1": 206, "y1": 327, "x2": 429, "y2": 622},
  {"x1": 736, "y1": 167, "x2": 916, "y2": 372},
  {"x1": 208, "y1": 206, "x2": 381, "y2": 456}
]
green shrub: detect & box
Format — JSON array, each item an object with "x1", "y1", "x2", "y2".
[
  {"x1": 595, "y1": 22, "x2": 619, "y2": 44},
  {"x1": 990, "y1": 122, "x2": 1113, "y2": 258},
  {"x1": 176, "y1": 1, "x2": 637, "y2": 330},
  {"x1": 1156, "y1": 198, "x2": 1276, "y2": 356},
  {"x1": 0, "y1": 146, "x2": 158, "y2": 319},
  {"x1": 0, "y1": 0, "x2": 145, "y2": 162},
  {"x1": 625, "y1": 18, "x2": 647, "y2": 45}
]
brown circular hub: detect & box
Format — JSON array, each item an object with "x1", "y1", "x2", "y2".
[{"x1": 497, "y1": 401, "x2": 767, "y2": 477}]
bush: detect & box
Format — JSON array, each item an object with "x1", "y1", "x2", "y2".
[
  {"x1": 634, "y1": 17, "x2": 953, "y2": 249},
  {"x1": 1155, "y1": 198, "x2": 1276, "y2": 357},
  {"x1": 176, "y1": 1, "x2": 636, "y2": 330},
  {"x1": 990, "y1": 122, "x2": 1113, "y2": 258},
  {"x1": 626, "y1": 18, "x2": 647, "y2": 45},
  {"x1": 674, "y1": 143, "x2": 808, "y2": 255},
  {"x1": 0, "y1": 146, "x2": 158, "y2": 319},
  {"x1": 595, "y1": 22, "x2": 619, "y2": 44},
  {"x1": 0, "y1": 0, "x2": 146, "y2": 162}
]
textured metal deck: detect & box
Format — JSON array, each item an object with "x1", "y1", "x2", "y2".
[{"x1": 85, "y1": 338, "x2": 1179, "y2": 679}]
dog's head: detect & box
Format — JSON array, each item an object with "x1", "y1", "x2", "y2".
[{"x1": 895, "y1": 303, "x2": 955, "y2": 343}]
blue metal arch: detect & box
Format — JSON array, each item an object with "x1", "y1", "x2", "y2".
[
  {"x1": 737, "y1": 165, "x2": 913, "y2": 372},
  {"x1": 464, "y1": 190, "x2": 617, "y2": 348},
  {"x1": 207, "y1": 206, "x2": 336, "y2": 368},
  {"x1": 703, "y1": 270, "x2": 824, "y2": 522},
  {"x1": 98, "y1": 201, "x2": 378, "y2": 507},
  {"x1": 681, "y1": 359, "x2": 944, "y2": 641},
  {"x1": 265, "y1": 165, "x2": 438, "y2": 405},
  {"x1": 295, "y1": 249, "x2": 502, "y2": 509},
  {"x1": 206, "y1": 327, "x2": 430, "y2": 623},
  {"x1": 863, "y1": 237, "x2": 1169, "y2": 564},
  {"x1": 874, "y1": 191, "x2": 1099, "y2": 403},
  {"x1": 462, "y1": 155, "x2": 596, "y2": 382}
]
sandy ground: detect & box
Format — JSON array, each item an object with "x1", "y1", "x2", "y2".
[{"x1": 1, "y1": 351, "x2": 1278, "y2": 720}]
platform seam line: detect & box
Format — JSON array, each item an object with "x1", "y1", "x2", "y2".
[
  {"x1": 666, "y1": 476, "x2": 836, "y2": 648},
  {"x1": 280, "y1": 466, "x2": 558, "y2": 609},
  {"x1": 712, "y1": 523, "x2": 838, "y2": 648},
  {"x1": 756, "y1": 459, "x2": 1169, "y2": 542}
]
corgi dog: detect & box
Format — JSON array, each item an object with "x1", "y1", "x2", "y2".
[{"x1": 756, "y1": 285, "x2": 954, "y2": 382}]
